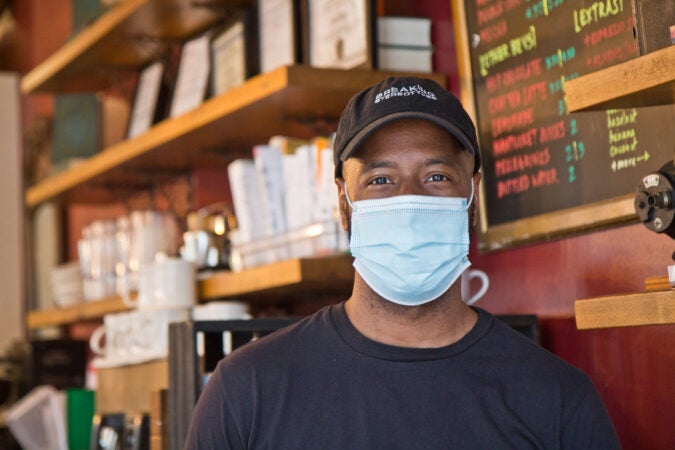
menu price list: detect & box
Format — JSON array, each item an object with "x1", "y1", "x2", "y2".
[{"x1": 465, "y1": 0, "x2": 675, "y2": 226}]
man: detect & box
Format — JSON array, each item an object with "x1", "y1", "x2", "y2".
[{"x1": 184, "y1": 77, "x2": 620, "y2": 449}]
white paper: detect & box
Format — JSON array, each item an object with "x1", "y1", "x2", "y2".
[
  {"x1": 127, "y1": 61, "x2": 164, "y2": 138},
  {"x1": 259, "y1": 0, "x2": 296, "y2": 73},
  {"x1": 253, "y1": 145, "x2": 287, "y2": 235},
  {"x1": 211, "y1": 22, "x2": 247, "y2": 96},
  {"x1": 377, "y1": 16, "x2": 432, "y2": 47},
  {"x1": 377, "y1": 46, "x2": 434, "y2": 73},
  {"x1": 170, "y1": 34, "x2": 211, "y2": 117},
  {"x1": 308, "y1": 0, "x2": 371, "y2": 69},
  {"x1": 283, "y1": 145, "x2": 317, "y2": 258},
  {"x1": 227, "y1": 159, "x2": 267, "y2": 244}
]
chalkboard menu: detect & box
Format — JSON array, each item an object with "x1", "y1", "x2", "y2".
[{"x1": 454, "y1": 0, "x2": 675, "y2": 250}]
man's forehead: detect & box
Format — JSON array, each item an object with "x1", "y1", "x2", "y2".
[{"x1": 350, "y1": 119, "x2": 467, "y2": 158}]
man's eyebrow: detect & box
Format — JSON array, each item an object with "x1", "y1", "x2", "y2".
[
  {"x1": 424, "y1": 157, "x2": 461, "y2": 168},
  {"x1": 358, "y1": 157, "x2": 461, "y2": 172},
  {"x1": 360, "y1": 160, "x2": 397, "y2": 172}
]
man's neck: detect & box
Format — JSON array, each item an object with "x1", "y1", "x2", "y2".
[{"x1": 344, "y1": 277, "x2": 478, "y2": 348}]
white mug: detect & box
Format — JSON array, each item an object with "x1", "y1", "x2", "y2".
[
  {"x1": 122, "y1": 255, "x2": 196, "y2": 310},
  {"x1": 153, "y1": 256, "x2": 196, "y2": 309},
  {"x1": 130, "y1": 308, "x2": 190, "y2": 359},
  {"x1": 89, "y1": 312, "x2": 132, "y2": 362},
  {"x1": 461, "y1": 269, "x2": 490, "y2": 305}
]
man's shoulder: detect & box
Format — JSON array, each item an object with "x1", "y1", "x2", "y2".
[
  {"x1": 220, "y1": 304, "x2": 335, "y2": 367},
  {"x1": 480, "y1": 310, "x2": 593, "y2": 386}
]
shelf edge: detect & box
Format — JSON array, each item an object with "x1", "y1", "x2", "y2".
[
  {"x1": 20, "y1": 0, "x2": 147, "y2": 94},
  {"x1": 574, "y1": 289, "x2": 675, "y2": 330},
  {"x1": 199, "y1": 254, "x2": 354, "y2": 299},
  {"x1": 565, "y1": 46, "x2": 675, "y2": 112},
  {"x1": 27, "y1": 297, "x2": 131, "y2": 329},
  {"x1": 24, "y1": 65, "x2": 296, "y2": 207}
]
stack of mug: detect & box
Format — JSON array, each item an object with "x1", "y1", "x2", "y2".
[
  {"x1": 90, "y1": 255, "x2": 196, "y2": 368},
  {"x1": 78, "y1": 210, "x2": 178, "y2": 302}
]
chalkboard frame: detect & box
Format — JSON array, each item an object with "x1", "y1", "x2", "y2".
[{"x1": 450, "y1": 0, "x2": 640, "y2": 252}]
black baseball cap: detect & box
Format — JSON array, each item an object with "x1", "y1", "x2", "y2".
[{"x1": 333, "y1": 76, "x2": 481, "y2": 177}]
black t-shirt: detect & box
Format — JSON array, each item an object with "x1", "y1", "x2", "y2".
[{"x1": 185, "y1": 303, "x2": 620, "y2": 449}]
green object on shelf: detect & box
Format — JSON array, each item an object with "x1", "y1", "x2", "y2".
[
  {"x1": 71, "y1": 0, "x2": 108, "y2": 36},
  {"x1": 52, "y1": 93, "x2": 100, "y2": 168},
  {"x1": 66, "y1": 388, "x2": 95, "y2": 450}
]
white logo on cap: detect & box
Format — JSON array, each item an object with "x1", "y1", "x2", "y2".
[{"x1": 374, "y1": 85, "x2": 438, "y2": 104}]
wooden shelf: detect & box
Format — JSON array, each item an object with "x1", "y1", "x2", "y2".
[
  {"x1": 20, "y1": 0, "x2": 241, "y2": 93},
  {"x1": 565, "y1": 46, "x2": 675, "y2": 112},
  {"x1": 199, "y1": 254, "x2": 354, "y2": 299},
  {"x1": 27, "y1": 296, "x2": 131, "y2": 329},
  {"x1": 24, "y1": 65, "x2": 444, "y2": 207},
  {"x1": 574, "y1": 289, "x2": 675, "y2": 330},
  {"x1": 26, "y1": 255, "x2": 354, "y2": 329}
]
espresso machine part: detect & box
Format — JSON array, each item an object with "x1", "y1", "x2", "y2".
[
  {"x1": 91, "y1": 413, "x2": 149, "y2": 450},
  {"x1": 635, "y1": 160, "x2": 675, "y2": 238},
  {"x1": 181, "y1": 202, "x2": 237, "y2": 270}
]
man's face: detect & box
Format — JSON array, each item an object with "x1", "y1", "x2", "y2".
[{"x1": 336, "y1": 118, "x2": 480, "y2": 233}]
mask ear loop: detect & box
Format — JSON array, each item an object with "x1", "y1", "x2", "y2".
[
  {"x1": 467, "y1": 182, "x2": 475, "y2": 209},
  {"x1": 344, "y1": 182, "x2": 355, "y2": 209}
]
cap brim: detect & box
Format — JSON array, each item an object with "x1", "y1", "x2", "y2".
[{"x1": 339, "y1": 111, "x2": 479, "y2": 167}]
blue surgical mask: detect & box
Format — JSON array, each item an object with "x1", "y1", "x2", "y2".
[{"x1": 346, "y1": 184, "x2": 474, "y2": 306}]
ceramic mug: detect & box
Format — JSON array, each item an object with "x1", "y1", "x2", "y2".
[
  {"x1": 461, "y1": 269, "x2": 490, "y2": 305},
  {"x1": 130, "y1": 308, "x2": 190, "y2": 359},
  {"x1": 152, "y1": 257, "x2": 196, "y2": 310},
  {"x1": 89, "y1": 312, "x2": 132, "y2": 362},
  {"x1": 121, "y1": 256, "x2": 196, "y2": 310}
]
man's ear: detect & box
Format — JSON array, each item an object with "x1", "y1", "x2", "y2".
[
  {"x1": 335, "y1": 178, "x2": 351, "y2": 232},
  {"x1": 471, "y1": 172, "x2": 481, "y2": 229}
]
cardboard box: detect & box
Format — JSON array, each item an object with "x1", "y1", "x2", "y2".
[{"x1": 96, "y1": 359, "x2": 168, "y2": 414}]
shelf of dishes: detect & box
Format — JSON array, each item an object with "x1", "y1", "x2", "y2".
[
  {"x1": 26, "y1": 254, "x2": 355, "y2": 329},
  {"x1": 24, "y1": 65, "x2": 445, "y2": 208},
  {"x1": 20, "y1": 0, "x2": 246, "y2": 93},
  {"x1": 564, "y1": 45, "x2": 675, "y2": 112}
]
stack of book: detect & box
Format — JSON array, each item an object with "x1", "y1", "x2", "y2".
[
  {"x1": 227, "y1": 135, "x2": 348, "y2": 271},
  {"x1": 376, "y1": 16, "x2": 434, "y2": 73}
]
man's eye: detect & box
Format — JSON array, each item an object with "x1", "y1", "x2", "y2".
[
  {"x1": 369, "y1": 176, "x2": 390, "y2": 185},
  {"x1": 427, "y1": 174, "x2": 450, "y2": 182}
]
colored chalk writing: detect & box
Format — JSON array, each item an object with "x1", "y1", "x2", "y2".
[
  {"x1": 462, "y1": 0, "x2": 674, "y2": 227},
  {"x1": 573, "y1": 0, "x2": 624, "y2": 34},
  {"x1": 479, "y1": 25, "x2": 537, "y2": 76}
]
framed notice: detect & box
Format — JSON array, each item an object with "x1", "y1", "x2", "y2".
[
  {"x1": 169, "y1": 34, "x2": 211, "y2": 118},
  {"x1": 451, "y1": 0, "x2": 675, "y2": 251},
  {"x1": 258, "y1": 0, "x2": 302, "y2": 73},
  {"x1": 211, "y1": 21, "x2": 248, "y2": 96},
  {"x1": 306, "y1": 0, "x2": 374, "y2": 69},
  {"x1": 127, "y1": 61, "x2": 164, "y2": 138}
]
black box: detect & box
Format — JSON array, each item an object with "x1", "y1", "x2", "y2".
[
  {"x1": 632, "y1": 0, "x2": 675, "y2": 54},
  {"x1": 29, "y1": 339, "x2": 88, "y2": 390}
]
